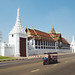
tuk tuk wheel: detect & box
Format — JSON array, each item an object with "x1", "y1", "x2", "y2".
[
  {"x1": 55, "y1": 59, "x2": 58, "y2": 63},
  {"x1": 43, "y1": 62, "x2": 46, "y2": 65}
]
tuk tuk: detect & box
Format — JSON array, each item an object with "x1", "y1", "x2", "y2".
[{"x1": 43, "y1": 52, "x2": 58, "y2": 65}]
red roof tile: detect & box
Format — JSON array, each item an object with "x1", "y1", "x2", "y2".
[
  {"x1": 28, "y1": 28, "x2": 54, "y2": 41},
  {"x1": 56, "y1": 34, "x2": 60, "y2": 37},
  {"x1": 62, "y1": 38, "x2": 70, "y2": 45},
  {"x1": 25, "y1": 28, "x2": 70, "y2": 45}
]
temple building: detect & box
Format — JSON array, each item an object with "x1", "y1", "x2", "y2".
[
  {"x1": 70, "y1": 36, "x2": 75, "y2": 53},
  {"x1": 0, "y1": 8, "x2": 71, "y2": 57},
  {"x1": 0, "y1": 8, "x2": 28, "y2": 57},
  {"x1": 25, "y1": 26, "x2": 70, "y2": 55}
]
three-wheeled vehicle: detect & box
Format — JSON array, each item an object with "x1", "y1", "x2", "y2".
[{"x1": 43, "y1": 52, "x2": 58, "y2": 65}]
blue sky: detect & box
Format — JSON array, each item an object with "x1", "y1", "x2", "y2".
[{"x1": 0, "y1": 0, "x2": 75, "y2": 43}]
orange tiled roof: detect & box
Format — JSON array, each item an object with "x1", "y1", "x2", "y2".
[
  {"x1": 56, "y1": 34, "x2": 60, "y2": 37},
  {"x1": 25, "y1": 28, "x2": 70, "y2": 45},
  {"x1": 28, "y1": 28, "x2": 54, "y2": 42},
  {"x1": 49, "y1": 33, "x2": 61, "y2": 41},
  {"x1": 62, "y1": 38, "x2": 70, "y2": 45}
]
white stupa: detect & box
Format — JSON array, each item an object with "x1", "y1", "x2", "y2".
[
  {"x1": 70, "y1": 36, "x2": 75, "y2": 53},
  {"x1": 9, "y1": 8, "x2": 28, "y2": 57}
]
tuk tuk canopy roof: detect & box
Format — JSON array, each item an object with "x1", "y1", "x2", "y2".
[{"x1": 44, "y1": 52, "x2": 58, "y2": 54}]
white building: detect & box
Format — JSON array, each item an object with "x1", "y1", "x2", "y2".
[
  {"x1": 0, "y1": 8, "x2": 72, "y2": 57},
  {"x1": 25, "y1": 26, "x2": 71, "y2": 55},
  {"x1": 0, "y1": 8, "x2": 28, "y2": 57},
  {"x1": 70, "y1": 36, "x2": 75, "y2": 53}
]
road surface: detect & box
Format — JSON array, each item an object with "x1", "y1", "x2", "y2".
[{"x1": 0, "y1": 53, "x2": 75, "y2": 75}]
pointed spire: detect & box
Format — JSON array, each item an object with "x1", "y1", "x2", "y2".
[
  {"x1": 50, "y1": 26, "x2": 56, "y2": 34},
  {"x1": 17, "y1": 8, "x2": 20, "y2": 16},
  {"x1": 15, "y1": 8, "x2": 21, "y2": 26},
  {"x1": 9, "y1": 8, "x2": 26, "y2": 34},
  {"x1": 72, "y1": 36, "x2": 75, "y2": 43},
  {"x1": 32, "y1": 25, "x2": 34, "y2": 30}
]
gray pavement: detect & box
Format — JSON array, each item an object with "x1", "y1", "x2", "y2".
[{"x1": 0, "y1": 53, "x2": 75, "y2": 75}]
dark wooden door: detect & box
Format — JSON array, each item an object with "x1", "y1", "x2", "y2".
[{"x1": 20, "y1": 38, "x2": 26, "y2": 57}]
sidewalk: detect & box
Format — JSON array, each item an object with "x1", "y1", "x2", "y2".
[
  {"x1": 14, "y1": 53, "x2": 75, "y2": 59},
  {"x1": 0, "y1": 53, "x2": 75, "y2": 62}
]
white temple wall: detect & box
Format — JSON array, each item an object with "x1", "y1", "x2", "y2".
[
  {"x1": 9, "y1": 34, "x2": 16, "y2": 45},
  {"x1": 29, "y1": 49, "x2": 72, "y2": 56},
  {"x1": 4, "y1": 46, "x2": 15, "y2": 56},
  {"x1": 57, "y1": 49, "x2": 72, "y2": 53},
  {"x1": 9, "y1": 34, "x2": 19, "y2": 56},
  {"x1": 9, "y1": 33, "x2": 28, "y2": 57},
  {"x1": 15, "y1": 34, "x2": 19, "y2": 56},
  {"x1": 28, "y1": 39, "x2": 35, "y2": 50},
  {"x1": 0, "y1": 44, "x2": 15, "y2": 56}
]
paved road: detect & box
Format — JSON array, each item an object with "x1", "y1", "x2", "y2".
[{"x1": 0, "y1": 53, "x2": 75, "y2": 75}]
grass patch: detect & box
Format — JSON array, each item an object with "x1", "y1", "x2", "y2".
[
  {"x1": 0, "y1": 56, "x2": 11, "y2": 59},
  {"x1": 0, "y1": 56, "x2": 16, "y2": 61}
]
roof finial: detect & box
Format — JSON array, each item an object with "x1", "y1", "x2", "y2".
[
  {"x1": 15, "y1": 8, "x2": 21, "y2": 26},
  {"x1": 17, "y1": 8, "x2": 20, "y2": 16},
  {"x1": 32, "y1": 25, "x2": 34, "y2": 30},
  {"x1": 72, "y1": 36, "x2": 75, "y2": 43},
  {"x1": 50, "y1": 26, "x2": 56, "y2": 34}
]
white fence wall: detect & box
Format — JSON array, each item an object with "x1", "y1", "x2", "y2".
[
  {"x1": 0, "y1": 43, "x2": 15, "y2": 56},
  {"x1": 29, "y1": 49, "x2": 72, "y2": 56},
  {"x1": 57, "y1": 49, "x2": 72, "y2": 53},
  {"x1": 4, "y1": 46, "x2": 15, "y2": 56}
]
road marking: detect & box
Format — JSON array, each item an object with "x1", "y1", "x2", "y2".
[{"x1": 31, "y1": 69, "x2": 40, "y2": 72}]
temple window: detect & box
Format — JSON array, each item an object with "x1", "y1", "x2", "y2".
[
  {"x1": 38, "y1": 47, "x2": 40, "y2": 49},
  {"x1": 54, "y1": 42, "x2": 55, "y2": 46},
  {"x1": 50, "y1": 42, "x2": 52, "y2": 46},
  {"x1": 41, "y1": 46, "x2": 43, "y2": 49},
  {"x1": 35, "y1": 40, "x2": 37, "y2": 45},
  {"x1": 48, "y1": 42, "x2": 49, "y2": 46},
  {"x1": 38, "y1": 41, "x2": 40, "y2": 45},
  {"x1": 44, "y1": 46, "x2": 45, "y2": 49},
  {"x1": 35, "y1": 46, "x2": 37, "y2": 49},
  {"x1": 12, "y1": 34, "x2": 14, "y2": 37}
]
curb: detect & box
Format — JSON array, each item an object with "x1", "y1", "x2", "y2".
[
  {"x1": 0, "y1": 53, "x2": 75, "y2": 62},
  {"x1": 0, "y1": 58, "x2": 28, "y2": 62}
]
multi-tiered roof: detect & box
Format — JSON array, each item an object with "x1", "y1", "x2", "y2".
[{"x1": 25, "y1": 26, "x2": 70, "y2": 45}]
